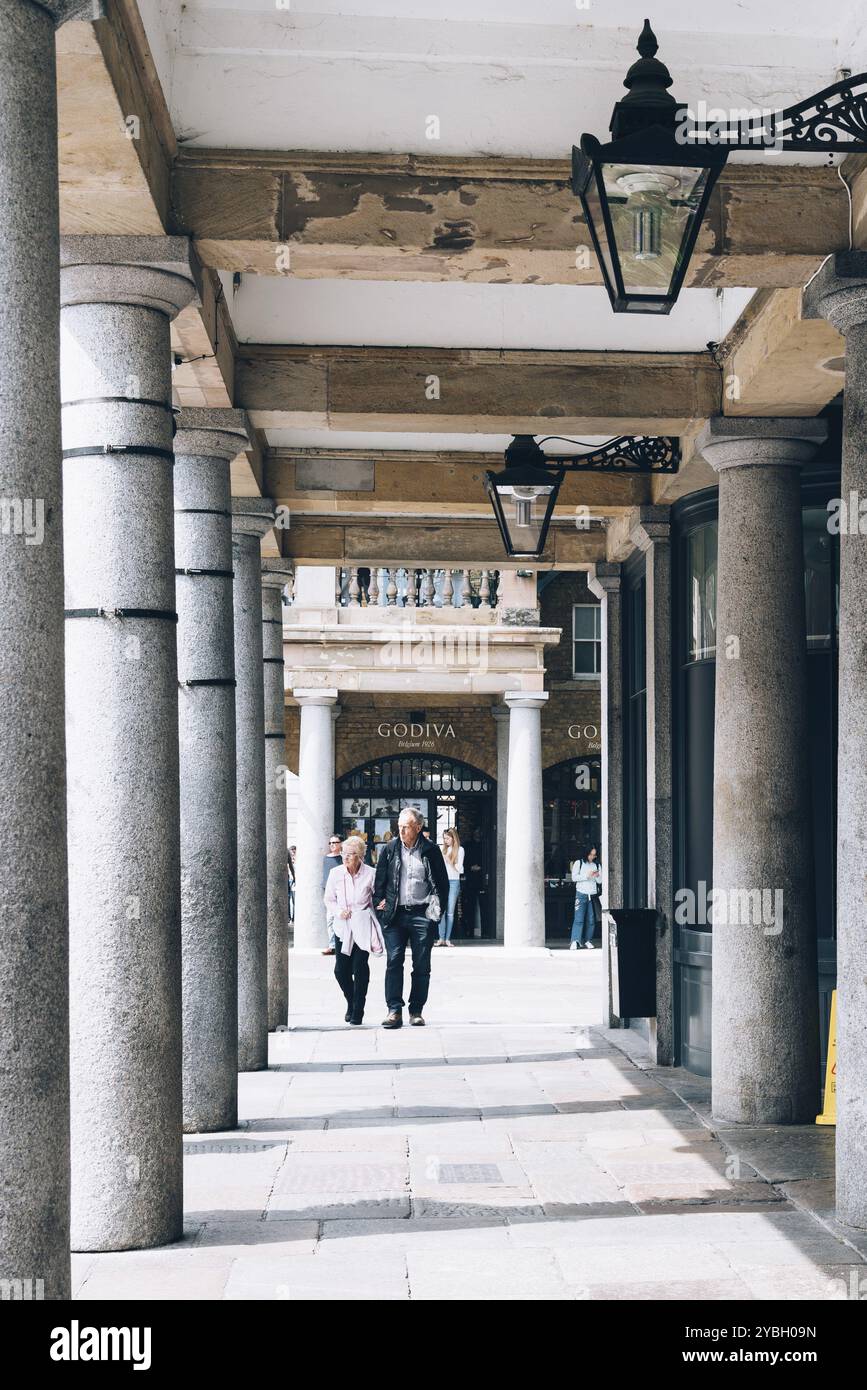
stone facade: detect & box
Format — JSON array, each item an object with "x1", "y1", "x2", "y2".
[{"x1": 281, "y1": 572, "x2": 601, "y2": 777}]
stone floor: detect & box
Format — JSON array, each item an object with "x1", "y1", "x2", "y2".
[{"x1": 73, "y1": 946, "x2": 866, "y2": 1301}]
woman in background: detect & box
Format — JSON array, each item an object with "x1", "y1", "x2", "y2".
[
  {"x1": 571, "y1": 844, "x2": 602, "y2": 950},
  {"x1": 436, "y1": 828, "x2": 464, "y2": 947},
  {"x1": 324, "y1": 835, "x2": 384, "y2": 1024}
]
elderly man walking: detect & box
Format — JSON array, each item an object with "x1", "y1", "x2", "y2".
[{"x1": 374, "y1": 808, "x2": 450, "y2": 1028}]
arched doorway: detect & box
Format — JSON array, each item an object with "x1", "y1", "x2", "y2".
[
  {"x1": 335, "y1": 755, "x2": 497, "y2": 938},
  {"x1": 543, "y1": 756, "x2": 602, "y2": 940}
]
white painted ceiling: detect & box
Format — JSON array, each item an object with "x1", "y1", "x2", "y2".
[
  {"x1": 142, "y1": 0, "x2": 867, "y2": 156},
  {"x1": 138, "y1": 1, "x2": 863, "y2": 449},
  {"x1": 226, "y1": 276, "x2": 752, "y2": 352}
]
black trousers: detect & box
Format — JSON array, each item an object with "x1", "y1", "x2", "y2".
[
  {"x1": 334, "y1": 942, "x2": 370, "y2": 1022},
  {"x1": 383, "y1": 909, "x2": 435, "y2": 1015}
]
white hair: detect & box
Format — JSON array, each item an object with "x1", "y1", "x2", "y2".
[
  {"x1": 398, "y1": 807, "x2": 424, "y2": 827},
  {"x1": 342, "y1": 835, "x2": 366, "y2": 859}
]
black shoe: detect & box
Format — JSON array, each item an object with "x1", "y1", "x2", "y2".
[
  {"x1": 345, "y1": 1009, "x2": 352, "y2": 1022},
  {"x1": 349, "y1": 1016, "x2": 364, "y2": 1026},
  {"x1": 409, "y1": 1014, "x2": 425, "y2": 1026},
  {"x1": 382, "y1": 1011, "x2": 403, "y2": 1029}
]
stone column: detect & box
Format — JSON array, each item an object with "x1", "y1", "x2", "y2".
[
  {"x1": 589, "y1": 561, "x2": 624, "y2": 1028},
  {"x1": 174, "y1": 410, "x2": 249, "y2": 1131},
  {"x1": 0, "y1": 0, "x2": 89, "y2": 1302},
  {"x1": 492, "y1": 704, "x2": 510, "y2": 942},
  {"x1": 697, "y1": 417, "x2": 826, "y2": 1127},
  {"x1": 293, "y1": 690, "x2": 341, "y2": 951},
  {"x1": 805, "y1": 255, "x2": 867, "y2": 1224},
  {"x1": 630, "y1": 509, "x2": 674, "y2": 1064},
  {"x1": 61, "y1": 237, "x2": 196, "y2": 1250},
  {"x1": 261, "y1": 559, "x2": 294, "y2": 1029},
  {"x1": 502, "y1": 693, "x2": 548, "y2": 950},
  {"x1": 232, "y1": 499, "x2": 276, "y2": 1071}
]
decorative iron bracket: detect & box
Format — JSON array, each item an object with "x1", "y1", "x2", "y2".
[
  {"x1": 538, "y1": 436, "x2": 680, "y2": 475},
  {"x1": 684, "y1": 73, "x2": 867, "y2": 151}
]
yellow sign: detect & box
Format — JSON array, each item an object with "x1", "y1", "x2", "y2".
[{"x1": 816, "y1": 989, "x2": 836, "y2": 1126}]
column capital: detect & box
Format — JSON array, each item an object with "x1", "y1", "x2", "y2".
[
  {"x1": 261, "y1": 558, "x2": 294, "y2": 590},
  {"x1": 696, "y1": 417, "x2": 828, "y2": 473},
  {"x1": 491, "y1": 703, "x2": 510, "y2": 722},
  {"x1": 293, "y1": 688, "x2": 340, "y2": 707},
  {"x1": 174, "y1": 409, "x2": 251, "y2": 462},
  {"x1": 503, "y1": 691, "x2": 548, "y2": 711},
  {"x1": 803, "y1": 250, "x2": 867, "y2": 335},
  {"x1": 38, "y1": 0, "x2": 96, "y2": 24},
  {"x1": 232, "y1": 497, "x2": 276, "y2": 539},
  {"x1": 60, "y1": 236, "x2": 197, "y2": 319},
  {"x1": 588, "y1": 560, "x2": 622, "y2": 600},
  {"x1": 629, "y1": 505, "x2": 670, "y2": 553}
]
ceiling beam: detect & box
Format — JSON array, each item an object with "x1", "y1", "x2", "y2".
[
  {"x1": 57, "y1": 7, "x2": 236, "y2": 413},
  {"x1": 237, "y1": 345, "x2": 721, "y2": 435},
  {"x1": 171, "y1": 149, "x2": 848, "y2": 287},
  {"x1": 284, "y1": 519, "x2": 605, "y2": 570},
  {"x1": 719, "y1": 288, "x2": 844, "y2": 417},
  {"x1": 266, "y1": 448, "x2": 653, "y2": 516}
]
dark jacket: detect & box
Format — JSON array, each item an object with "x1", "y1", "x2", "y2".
[
  {"x1": 322, "y1": 854, "x2": 341, "y2": 890},
  {"x1": 374, "y1": 835, "x2": 450, "y2": 927}
]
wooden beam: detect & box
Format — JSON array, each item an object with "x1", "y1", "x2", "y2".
[
  {"x1": 719, "y1": 288, "x2": 844, "y2": 417},
  {"x1": 172, "y1": 150, "x2": 848, "y2": 287},
  {"x1": 58, "y1": 6, "x2": 237, "y2": 412},
  {"x1": 284, "y1": 519, "x2": 605, "y2": 569},
  {"x1": 237, "y1": 345, "x2": 720, "y2": 435},
  {"x1": 265, "y1": 448, "x2": 653, "y2": 515}
]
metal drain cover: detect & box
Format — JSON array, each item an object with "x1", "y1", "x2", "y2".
[{"x1": 436, "y1": 1163, "x2": 503, "y2": 1184}]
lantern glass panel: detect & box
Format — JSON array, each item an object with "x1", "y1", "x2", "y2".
[
  {"x1": 600, "y1": 160, "x2": 710, "y2": 298},
  {"x1": 494, "y1": 480, "x2": 557, "y2": 557}
]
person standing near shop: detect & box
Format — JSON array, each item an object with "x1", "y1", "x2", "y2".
[
  {"x1": 571, "y1": 844, "x2": 602, "y2": 950},
  {"x1": 435, "y1": 828, "x2": 464, "y2": 947},
  {"x1": 321, "y1": 833, "x2": 343, "y2": 955},
  {"x1": 374, "y1": 807, "x2": 450, "y2": 1028},
  {"x1": 324, "y1": 836, "x2": 384, "y2": 1025}
]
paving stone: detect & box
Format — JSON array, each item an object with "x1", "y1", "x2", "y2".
[
  {"x1": 191, "y1": 1220, "x2": 320, "y2": 1256},
  {"x1": 717, "y1": 1128, "x2": 836, "y2": 1182},
  {"x1": 225, "y1": 1252, "x2": 410, "y2": 1300},
  {"x1": 555, "y1": 1240, "x2": 737, "y2": 1287},
  {"x1": 267, "y1": 1195, "x2": 412, "y2": 1219},
  {"x1": 406, "y1": 1248, "x2": 571, "y2": 1300},
  {"x1": 319, "y1": 1218, "x2": 512, "y2": 1250}
]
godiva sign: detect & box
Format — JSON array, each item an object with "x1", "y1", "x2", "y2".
[{"x1": 377, "y1": 721, "x2": 456, "y2": 751}]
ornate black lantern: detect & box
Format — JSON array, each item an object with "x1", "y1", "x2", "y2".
[
  {"x1": 484, "y1": 436, "x2": 563, "y2": 560},
  {"x1": 574, "y1": 19, "x2": 867, "y2": 315},
  {"x1": 485, "y1": 433, "x2": 681, "y2": 560}
]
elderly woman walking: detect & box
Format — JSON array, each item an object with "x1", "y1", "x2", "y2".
[{"x1": 324, "y1": 835, "x2": 384, "y2": 1025}]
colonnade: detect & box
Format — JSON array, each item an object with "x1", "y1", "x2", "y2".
[
  {"x1": 593, "y1": 407, "x2": 867, "y2": 1228},
  {"x1": 0, "y1": 13, "x2": 292, "y2": 1288}
]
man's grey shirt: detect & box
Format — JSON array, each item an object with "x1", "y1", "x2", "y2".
[{"x1": 399, "y1": 840, "x2": 429, "y2": 906}]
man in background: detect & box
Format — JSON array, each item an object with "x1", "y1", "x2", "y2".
[{"x1": 322, "y1": 834, "x2": 342, "y2": 955}]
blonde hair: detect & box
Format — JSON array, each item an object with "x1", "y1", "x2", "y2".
[
  {"x1": 342, "y1": 835, "x2": 366, "y2": 861},
  {"x1": 442, "y1": 827, "x2": 461, "y2": 867}
]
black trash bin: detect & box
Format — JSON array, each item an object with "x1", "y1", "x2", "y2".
[{"x1": 607, "y1": 908, "x2": 658, "y2": 1019}]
